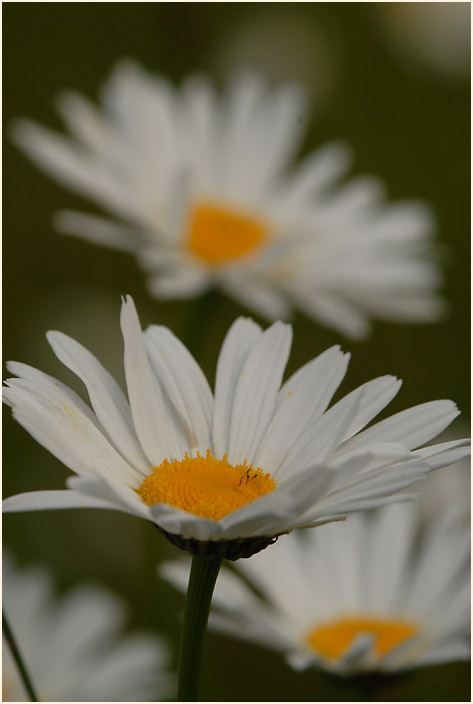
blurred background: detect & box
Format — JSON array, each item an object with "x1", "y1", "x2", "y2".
[{"x1": 3, "y1": 3, "x2": 470, "y2": 701}]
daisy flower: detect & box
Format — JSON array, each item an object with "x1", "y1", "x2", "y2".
[
  {"x1": 2, "y1": 553, "x2": 172, "y2": 701},
  {"x1": 12, "y1": 63, "x2": 443, "y2": 338},
  {"x1": 161, "y1": 501, "x2": 470, "y2": 675},
  {"x1": 3, "y1": 296, "x2": 468, "y2": 560}
]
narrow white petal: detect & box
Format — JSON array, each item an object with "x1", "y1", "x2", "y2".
[
  {"x1": 278, "y1": 386, "x2": 365, "y2": 477},
  {"x1": 54, "y1": 210, "x2": 142, "y2": 252},
  {"x1": 339, "y1": 400, "x2": 460, "y2": 453},
  {"x1": 47, "y1": 330, "x2": 150, "y2": 472},
  {"x1": 220, "y1": 276, "x2": 292, "y2": 321},
  {"x1": 254, "y1": 346, "x2": 349, "y2": 473},
  {"x1": 292, "y1": 290, "x2": 371, "y2": 339},
  {"x1": 144, "y1": 325, "x2": 213, "y2": 452},
  {"x1": 3, "y1": 490, "x2": 118, "y2": 512},
  {"x1": 274, "y1": 142, "x2": 352, "y2": 214},
  {"x1": 411, "y1": 438, "x2": 470, "y2": 469},
  {"x1": 328, "y1": 375, "x2": 403, "y2": 444},
  {"x1": 12, "y1": 119, "x2": 131, "y2": 217},
  {"x1": 227, "y1": 321, "x2": 292, "y2": 465},
  {"x1": 120, "y1": 295, "x2": 187, "y2": 464},
  {"x1": 5, "y1": 377, "x2": 143, "y2": 486},
  {"x1": 147, "y1": 268, "x2": 210, "y2": 299},
  {"x1": 212, "y1": 317, "x2": 263, "y2": 458},
  {"x1": 149, "y1": 503, "x2": 225, "y2": 541},
  {"x1": 220, "y1": 464, "x2": 335, "y2": 538},
  {"x1": 413, "y1": 639, "x2": 471, "y2": 668}
]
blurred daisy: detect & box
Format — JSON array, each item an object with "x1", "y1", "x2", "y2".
[
  {"x1": 3, "y1": 296, "x2": 469, "y2": 560},
  {"x1": 161, "y1": 501, "x2": 470, "y2": 675},
  {"x1": 2, "y1": 554, "x2": 172, "y2": 701},
  {"x1": 12, "y1": 63, "x2": 443, "y2": 338}
]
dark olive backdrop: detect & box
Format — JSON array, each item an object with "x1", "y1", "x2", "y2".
[{"x1": 3, "y1": 3, "x2": 470, "y2": 702}]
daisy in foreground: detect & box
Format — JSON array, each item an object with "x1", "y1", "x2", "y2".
[
  {"x1": 13, "y1": 63, "x2": 443, "y2": 338},
  {"x1": 3, "y1": 295, "x2": 469, "y2": 557},
  {"x1": 3, "y1": 297, "x2": 468, "y2": 700},
  {"x1": 3, "y1": 553, "x2": 172, "y2": 701},
  {"x1": 162, "y1": 500, "x2": 470, "y2": 676}
]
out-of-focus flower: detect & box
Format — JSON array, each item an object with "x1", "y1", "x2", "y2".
[
  {"x1": 2, "y1": 554, "x2": 172, "y2": 701},
  {"x1": 3, "y1": 297, "x2": 469, "y2": 560},
  {"x1": 13, "y1": 64, "x2": 443, "y2": 338},
  {"x1": 161, "y1": 501, "x2": 470, "y2": 675},
  {"x1": 377, "y1": 3, "x2": 470, "y2": 78}
]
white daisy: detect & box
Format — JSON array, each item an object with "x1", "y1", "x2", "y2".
[
  {"x1": 12, "y1": 63, "x2": 443, "y2": 338},
  {"x1": 161, "y1": 500, "x2": 470, "y2": 675},
  {"x1": 2, "y1": 553, "x2": 172, "y2": 701},
  {"x1": 3, "y1": 296, "x2": 469, "y2": 560}
]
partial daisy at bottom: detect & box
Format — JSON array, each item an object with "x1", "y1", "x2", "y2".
[
  {"x1": 3, "y1": 296, "x2": 469, "y2": 560},
  {"x1": 161, "y1": 500, "x2": 470, "y2": 675},
  {"x1": 2, "y1": 553, "x2": 173, "y2": 701}
]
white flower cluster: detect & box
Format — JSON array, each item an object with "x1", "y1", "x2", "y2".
[{"x1": 4, "y1": 55, "x2": 469, "y2": 701}]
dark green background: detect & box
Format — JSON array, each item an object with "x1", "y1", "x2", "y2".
[{"x1": 3, "y1": 3, "x2": 470, "y2": 701}]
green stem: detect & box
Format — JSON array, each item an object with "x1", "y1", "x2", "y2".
[
  {"x1": 181, "y1": 288, "x2": 221, "y2": 361},
  {"x1": 3, "y1": 609, "x2": 39, "y2": 701},
  {"x1": 177, "y1": 555, "x2": 222, "y2": 701}
]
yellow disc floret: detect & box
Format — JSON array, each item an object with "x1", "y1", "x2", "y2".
[
  {"x1": 187, "y1": 201, "x2": 269, "y2": 265},
  {"x1": 137, "y1": 449, "x2": 276, "y2": 521},
  {"x1": 307, "y1": 616, "x2": 419, "y2": 660}
]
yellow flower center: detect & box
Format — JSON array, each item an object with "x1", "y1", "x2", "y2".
[
  {"x1": 137, "y1": 449, "x2": 276, "y2": 520},
  {"x1": 187, "y1": 201, "x2": 269, "y2": 265},
  {"x1": 307, "y1": 616, "x2": 419, "y2": 660}
]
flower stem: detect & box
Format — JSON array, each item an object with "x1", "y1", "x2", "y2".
[
  {"x1": 181, "y1": 288, "x2": 221, "y2": 361},
  {"x1": 177, "y1": 555, "x2": 222, "y2": 701},
  {"x1": 2, "y1": 609, "x2": 39, "y2": 701}
]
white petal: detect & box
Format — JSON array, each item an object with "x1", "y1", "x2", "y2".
[
  {"x1": 5, "y1": 376, "x2": 142, "y2": 486},
  {"x1": 120, "y1": 295, "x2": 187, "y2": 464},
  {"x1": 278, "y1": 385, "x2": 365, "y2": 478},
  {"x1": 12, "y1": 119, "x2": 132, "y2": 218},
  {"x1": 273, "y1": 142, "x2": 352, "y2": 214},
  {"x1": 411, "y1": 438, "x2": 470, "y2": 469},
  {"x1": 227, "y1": 321, "x2": 292, "y2": 465},
  {"x1": 212, "y1": 317, "x2": 263, "y2": 458},
  {"x1": 220, "y1": 275, "x2": 292, "y2": 321},
  {"x1": 149, "y1": 503, "x2": 225, "y2": 541},
  {"x1": 413, "y1": 639, "x2": 471, "y2": 668},
  {"x1": 47, "y1": 330, "x2": 150, "y2": 472},
  {"x1": 54, "y1": 210, "x2": 142, "y2": 252},
  {"x1": 292, "y1": 290, "x2": 371, "y2": 339},
  {"x1": 146, "y1": 268, "x2": 210, "y2": 299},
  {"x1": 3, "y1": 490, "x2": 118, "y2": 512},
  {"x1": 220, "y1": 463, "x2": 335, "y2": 538},
  {"x1": 254, "y1": 346, "x2": 349, "y2": 473},
  {"x1": 338, "y1": 400, "x2": 460, "y2": 453},
  {"x1": 144, "y1": 325, "x2": 213, "y2": 452},
  {"x1": 328, "y1": 375, "x2": 403, "y2": 443}
]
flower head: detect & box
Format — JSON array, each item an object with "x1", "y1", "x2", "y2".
[
  {"x1": 2, "y1": 553, "x2": 172, "y2": 701},
  {"x1": 13, "y1": 64, "x2": 444, "y2": 338},
  {"x1": 3, "y1": 297, "x2": 469, "y2": 559},
  {"x1": 162, "y1": 500, "x2": 470, "y2": 675}
]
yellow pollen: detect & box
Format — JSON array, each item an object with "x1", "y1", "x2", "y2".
[
  {"x1": 137, "y1": 449, "x2": 276, "y2": 521},
  {"x1": 307, "y1": 616, "x2": 419, "y2": 660},
  {"x1": 187, "y1": 201, "x2": 269, "y2": 265}
]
